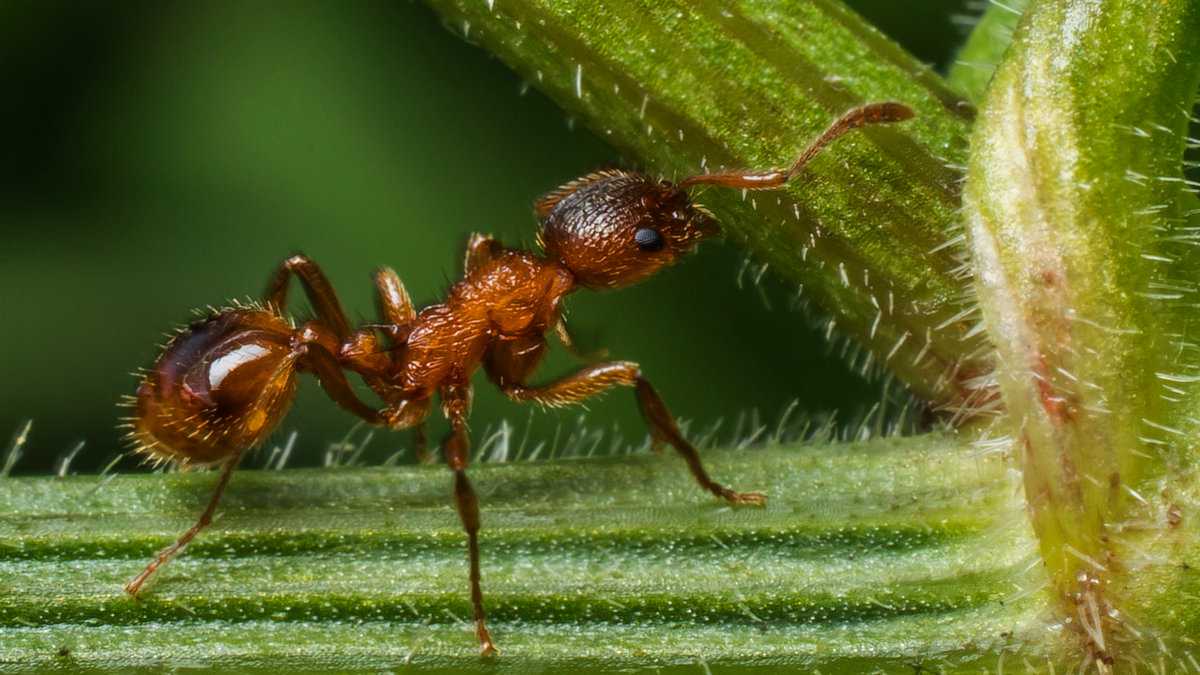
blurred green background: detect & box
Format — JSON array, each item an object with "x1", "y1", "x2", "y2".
[{"x1": 0, "y1": 0, "x2": 972, "y2": 473}]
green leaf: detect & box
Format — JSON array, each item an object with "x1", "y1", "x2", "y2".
[
  {"x1": 0, "y1": 437, "x2": 1052, "y2": 672},
  {"x1": 947, "y1": 0, "x2": 1030, "y2": 104}
]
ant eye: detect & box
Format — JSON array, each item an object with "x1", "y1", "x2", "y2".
[{"x1": 634, "y1": 227, "x2": 664, "y2": 252}]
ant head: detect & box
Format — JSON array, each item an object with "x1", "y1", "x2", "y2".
[
  {"x1": 535, "y1": 170, "x2": 717, "y2": 289},
  {"x1": 535, "y1": 103, "x2": 916, "y2": 290}
]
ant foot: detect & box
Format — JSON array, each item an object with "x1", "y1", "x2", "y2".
[
  {"x1": 720, "y1": 489, "x2": 767, "y2": 507},
  {"x1": 124, "y1": 555, "x2": 167, "y2": 597},
  {"x1": 123, "y1": 576, "x2": 147, "y2": 598},
  {"x1": 476, "y1": 623, "x2": 499, "y2": 657}
]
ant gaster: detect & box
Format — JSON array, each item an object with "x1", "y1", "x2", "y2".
[{"x1": 122, "y1": 102, "x2": 914, "y2": 655}]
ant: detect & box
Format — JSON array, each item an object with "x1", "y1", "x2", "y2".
[{"x1": 122, "y1": 101, "x2": 913, "y2": 655}]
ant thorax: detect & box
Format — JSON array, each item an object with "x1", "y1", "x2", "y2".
[{"x1": 393, "y1": 249, "x2": 574, "y2": 396}]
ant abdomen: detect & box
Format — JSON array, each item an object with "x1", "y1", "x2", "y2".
[{"x1": 129, "y1": 308, "x2": 300, "y2": 466}]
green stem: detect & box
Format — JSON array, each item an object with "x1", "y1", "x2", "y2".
[
  {"x1": 965, "y1": 0, "x2": 1200, "y2": 663},
  {"x1": 0, "y1": 437, "x2": 1051, "y2": 672},
  {"x1": 424, "y1": 0, "x2": 990, "y2": 414}
]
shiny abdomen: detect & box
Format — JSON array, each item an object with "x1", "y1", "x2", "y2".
[{"x1": 129, "y1": 309, "x2": 300, "y2": 466}]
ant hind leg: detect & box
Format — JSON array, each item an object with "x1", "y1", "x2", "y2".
[
  {"x1": 297, "y1": 342, "x2": 386, "y2": 425},
  {"x1": 124, "y1": 448, "x2": 243, "y2": 596},
  {"x1": 264, "y1": 254, "x2": 352, "y2": 339}
]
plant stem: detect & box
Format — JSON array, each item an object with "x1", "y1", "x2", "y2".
[
  {"x1": 965, "y1": 0, "x2": 1200, "y2": 663},
  {"x1": 0, "y1": 436, "x2": 1051, "y2": 672},
  {"x1": 423, "y1": 0, "x2": 992, "y2": 415}
]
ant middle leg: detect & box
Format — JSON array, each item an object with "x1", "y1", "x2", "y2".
[
  {"x1": 553, "y1": 318, "x2": 608, "y2": 362},
  {"x1": 412, "y1": 421, "x2": 434, "y2": 464},
  {"x1": 439, "y1": 380, "x2": 498, "y2": 656},
  {"x1": 490, "y1": 351, "x2": 766, "y2": 506}
]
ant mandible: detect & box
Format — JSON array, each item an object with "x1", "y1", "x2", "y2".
[{"x1": 122, "y1": 101, "x2": 914, "y2": 655}]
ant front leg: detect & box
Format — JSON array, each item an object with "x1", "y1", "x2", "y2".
[
  {"x1": 489, "y1": 348, "x2": 765, "y2": 506},
  {"x1": 440, "y1": 380, "x2": 498, "y2": 657},
  {"x1": 632, "y1": 376, "x2": 765, "y2": 505}
]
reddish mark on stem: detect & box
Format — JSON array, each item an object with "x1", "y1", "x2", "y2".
[
  {"x1": 1032, "y1": 355, "x2": 1077, "y2": 425},
  {"x1": 1168, "y1": 504, "x2": 1183, "y2": 528}
]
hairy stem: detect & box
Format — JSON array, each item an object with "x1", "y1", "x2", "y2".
[
  {"x1": 965, "y1": 0, "x2": 1200, "y2": 664},
  {"x1": 423, "y1": 0, "x2": 992, "y2": 416},
  {"x1": 0, "y1": 436, "x2": 1053, "y2": 672}
]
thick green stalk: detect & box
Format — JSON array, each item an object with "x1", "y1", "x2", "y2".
[
  {"x1": 965, "y1": 0, "x2": 1200, "y2": 664},
  {"x1": 0, "y1": 437, "x2": 1051, "y2": 672},
  {"x1": 424, "y1": 0, "x2": 991, "y2": 414}
]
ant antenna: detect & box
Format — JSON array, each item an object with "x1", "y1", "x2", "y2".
[{"x1": 678, "y1": 102, "x2": 915, "y2": 190}]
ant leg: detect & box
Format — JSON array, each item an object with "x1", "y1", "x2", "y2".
[
  {"x1": 125, "y1": 310, "x2": 385, "y2": 597},
  {"x1": 678, "y1": 102, "x2": 914, "y2": 190},
  {"x1": 127, "y1": 310, "x2": 310, "y2": 594},
  {"x1": 463, "y1": 233, "x2": 503, "y2": 275},
  {"x1": 412, "y1": 421, "x2": 434, "y2": 464},
  {"x1": 633, "y1": 377, "x2": 765, "y2": 505},
  {"x1": 297, "y1": 342, "x2": 386, "y2": 425},
  {"x1": 264, "y1": 254, "x2": 352, "y2": 340},
  {"x1": 440, "y1": 381, "x2": 497, "y2": 657},
  {"x1": 498, "y1": 360, "x2": 766, "y2": 506},
  {"x1": 553, "y1": 318, "x2": 608, "y2": 362},
  {"x1": 484, "y1": 335, "x2": 547, "y2": 390},
  {"x1": 372, "y1": 266, "x2": 415, "y2": 348},
  {"x1": 124, "y1": 447, "x2": 244, "y2": 596}
]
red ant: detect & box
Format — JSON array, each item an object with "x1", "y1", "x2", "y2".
[{"x1": 123, "y1": 102, "x2": 913, "y2": 655}]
